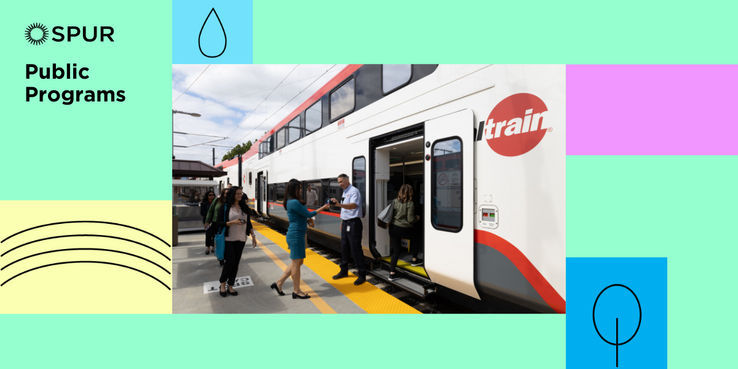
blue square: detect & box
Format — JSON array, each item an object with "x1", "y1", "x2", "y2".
[
  {"x1": 172, "y1": 0, "x2": 252, "y2": 63},
  {"x1": 567, "y1": 258, "x2": 667, "y2": 369}
]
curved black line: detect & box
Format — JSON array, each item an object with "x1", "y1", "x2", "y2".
[
  {"x1": 1, "y1": 221, "x2": 171, "y2": 247},
  {"x1": 592, "y1": 284, "x2": 642, "y2": 346},
  {"x1": 1, "y1": 261, "x2": 171, "y2": 290},
  {"x1": 198, "y1": 8, "x2": 227, "y2": 58},
  {"x1": 1, "y1": 234, "x2": 171, "y2": 261},
  {"x1": 2, "y1": 248, "x2": 170, "y2": 275}
]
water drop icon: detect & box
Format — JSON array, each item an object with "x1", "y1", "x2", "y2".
[{"x1": 198, "y1": 8, "x2": 227, "y2": 58}]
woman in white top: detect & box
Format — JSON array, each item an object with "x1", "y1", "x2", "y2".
[{"x1": 214, "y1": 186, "x2": 256, "y2": 297}]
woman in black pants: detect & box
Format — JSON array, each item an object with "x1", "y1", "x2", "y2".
[
  {"x1": 206, "y1": 188, "x2": 228, "y2": 265},
  {"x1": 214, "y1": 186, "x2": 257, "y2": 297},
  {"x1": 388, "y1": 184, "x2": 420, "y2": 281},
  {"x1": 200, "y1": 190, "x2": 216, "y2": 255}
]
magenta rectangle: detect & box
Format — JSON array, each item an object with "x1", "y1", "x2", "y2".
[{"x1": 567, "y1": 65, "x2": 738, "y2": 155}]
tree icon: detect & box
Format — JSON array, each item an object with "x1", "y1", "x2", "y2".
[{"x1": 592, "y1": 284, "x2": 642, "y2": 367}]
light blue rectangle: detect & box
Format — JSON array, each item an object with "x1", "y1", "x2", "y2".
[
  {"x1": 567, "y1": 258, "x2": 667, "y2": 369},
  {"x1": 172, "y1": 0, "x2": 252, "y2": 63}
]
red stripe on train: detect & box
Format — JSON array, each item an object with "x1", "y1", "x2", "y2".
[
  {"x1": 266, "y1": 202, "x2": 341, "y2": 218},
  {"x1": 474, "y1": 230, "x2": 566, "y2": 313}
]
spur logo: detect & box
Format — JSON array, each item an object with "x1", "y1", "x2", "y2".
[
  {"x1": 25, "y1": 23, "x2": 49, "y2": 45},
  {"x1": 24, "y1": 22, "x2": 114, "y2": 45},
  {"x1": 480, "y1": 93, "x2": 551, "y2": 157}
]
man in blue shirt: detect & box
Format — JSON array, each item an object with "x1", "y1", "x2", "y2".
[{"x1": 330, "y1": 173, "x2": 366, "y2": 285}]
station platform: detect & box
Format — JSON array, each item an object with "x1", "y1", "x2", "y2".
[{"x1": 173, "y1": 222, "x2": 420, "y2": 314}]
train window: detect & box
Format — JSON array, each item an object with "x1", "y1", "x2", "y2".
[
  {"x1": 431, "y1": 137, "x2": 462, "y2": 233},
  {"x1": 249, "y1": 172, "x2": 252, "y2": 185},
  {"x1": 287, "y1": 116, "x2": 301, "y2": 144},
  {"x1": 330, "y1": 77, "x2": 355, "y2": 121},
  {"x1": 305, "y1": 101, "x2": 322, "y2": 136},
  {"x1": 276, "y1": 128, "x2": 286, "y2": 150},
  {"x1": 259, "y1": 143, "x2": 263, "y2": 159},
  {"x1": 352, "y1": 157, "x2": 366, "y2": 217},
  {"x1": 275, "y1": 183, "x2": 285, "y2": 203},
  {"x1": 327, "y1": 179, "x2": 343, "y2": 213},
  {"x1": 382, "y1": 64, "x2": 412, "y2": 94},
  {"x1": 263, "y1": 137, "x2": 272, "y2": 156},
  {"x1": 305, "y1": 181, "x2": 322, "y2": 209},
  {"x1": 268, "y1": 184, "x2": 274, "y2": 202}
]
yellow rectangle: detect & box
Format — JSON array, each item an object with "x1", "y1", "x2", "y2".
[{"x1": 0, "y1": 201, "x2": 172, "y2": 314}]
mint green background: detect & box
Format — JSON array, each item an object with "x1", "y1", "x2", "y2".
[
  {"x1": 569, "y1": 156, "x2": 738, "y2": 368},
  {"x1": 0, "y1": 2, "x2": 171, "y2": 201},
  {"x1": 2, "y1": 1, "x2": 737, "y2": 368},
  {"x1": 253, "y1": 1, "x2": 738, "y2": 64}
]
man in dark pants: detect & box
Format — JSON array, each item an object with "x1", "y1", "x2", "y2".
[{"x1": 330, "y1": 174, "x2": 366, "y2": 285}]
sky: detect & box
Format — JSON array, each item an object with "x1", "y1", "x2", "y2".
[{"x1": 171, "y1": 64, "x2": 347, "y2": 165}]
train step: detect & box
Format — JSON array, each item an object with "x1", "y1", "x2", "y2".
[{"x1": 368, "y1": 268, "x2": 435, "y2": 298}]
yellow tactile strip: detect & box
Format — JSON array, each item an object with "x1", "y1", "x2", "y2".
[
  {"x1": 255, "y1": 238, "x2": 336, "y2": 314},
  {"x1": 253, "y1": 222, "x2": 420, "y2": 314}
]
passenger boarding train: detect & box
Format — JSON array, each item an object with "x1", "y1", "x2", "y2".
[{"x1": 215, "y1": 65, "x2": 565, "y2": 313}]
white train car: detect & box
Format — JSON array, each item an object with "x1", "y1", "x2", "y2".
[{"x1": 218, "y1": 65, "x2": 565, "y2": 313}]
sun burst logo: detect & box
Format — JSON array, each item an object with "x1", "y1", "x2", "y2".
[{"x1": 25, "y1": 23, "x2": 49, "y2": 45}]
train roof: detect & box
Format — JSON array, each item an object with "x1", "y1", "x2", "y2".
[{"x1": 215, "y1": 64, "x2": 363, "y2": 169}]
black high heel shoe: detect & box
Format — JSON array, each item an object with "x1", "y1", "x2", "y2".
[
  {"x1": 271, "y1": 282, "x2": 285, "y2": 296},
  {"x1": 292, "y1": 292, "x2": 310, "y2": 299}
]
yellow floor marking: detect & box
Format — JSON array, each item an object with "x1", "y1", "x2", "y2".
[
  {"x1": 378, "y1": 256, "x2": 428, "y2": 278},
  {"x1": 254, "y1": 238, "x2": 336, "y2": 314},
  {"x1": 253, "y1": 223, "x2": 420, "y2": 314}
]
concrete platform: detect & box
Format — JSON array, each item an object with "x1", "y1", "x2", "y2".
[{"x1": 172, "y1": 222, "x2": 419, "y2": 314}]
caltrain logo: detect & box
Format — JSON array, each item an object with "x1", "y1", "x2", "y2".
[{"x1": 482, "y1": 93, "x2": 550, "y2": 157}]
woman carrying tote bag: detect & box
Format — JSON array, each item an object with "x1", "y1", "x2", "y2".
[
  {"x1": 388, "y1": 184, "x2": 421, "y2": 281},
  {"x1": 206, "y1": 188, "x2": 228, "y2": 265},
  {"x1": 213, "y1": 186, "x2": 256, "y2": 297}
]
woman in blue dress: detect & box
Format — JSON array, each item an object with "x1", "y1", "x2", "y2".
[{"x1": 272, "y1": 179, "x2": 330, "y2": 299}]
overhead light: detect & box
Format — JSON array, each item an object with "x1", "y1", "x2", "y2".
[
  {"x1": 172, "y1": 109, "x2": 202, "y2": 159},
  {"x1": 389, "y1": 160, "x2": 424, "y2": 167},
  {"x1": 376, "y1": 136, "x2": 423, "y2": 150},
  {"x1": 173, "y1": 109, "x2": 202, "y2": 117}
]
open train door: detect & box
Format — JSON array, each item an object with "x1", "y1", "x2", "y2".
[
  {"x1": 424, "y1": 108, "x2": 479, "y2": 300},
  {"x1": 256, "y1": 171, "x2": 268, "y2": 216}
]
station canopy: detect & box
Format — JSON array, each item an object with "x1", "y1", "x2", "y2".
[{"x1": 172, "y1": 159, "x2": 227, "y2": 178}]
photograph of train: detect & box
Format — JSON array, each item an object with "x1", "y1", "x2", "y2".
[{"x1": 172, "y1": 64, "x2": 565, "y2": 313}]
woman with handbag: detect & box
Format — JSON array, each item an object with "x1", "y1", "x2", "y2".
[
  {"x1": 388, "y1": 184, "x2": 420, "y2": 281},
  {"x1": 200, "y1": 190, "x2": 216, "y2": 255},
  {"x1": 272, "y1": 179, "x2": 330, "y2": 299},
  {"x1": 213, "y1": 186, "x2": 257, "y2": 297},
  {"x1": 205, "y1": 188, "x2": 227, "y2": 264}
]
